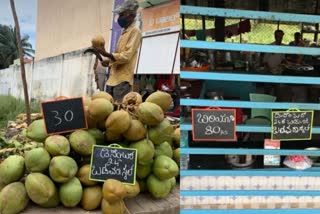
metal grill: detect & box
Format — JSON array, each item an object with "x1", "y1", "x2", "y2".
[{"x1": 181, "y1": 18, "x2": 318, "y2": 45}]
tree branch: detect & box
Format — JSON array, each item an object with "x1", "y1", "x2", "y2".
[{"x1": 10, "y1": 0, "x2": 31, "y2": 125}]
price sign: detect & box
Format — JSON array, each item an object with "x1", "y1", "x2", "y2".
[
  {"x1": 191, "y1": 108, "x2": 237, "y2": 141},
  {"x1": 89, "y1": 145, "x2": 137, "y2": 184},
  {"x1": 271, "y1": 110, "x2": 314, "y2": 141},
  {"x1": 41, "y1": 97, "x2": 87, "y2": 135}
]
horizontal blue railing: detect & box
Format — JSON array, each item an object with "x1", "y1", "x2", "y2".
[
  {"x1": 181, "y1": 169, "x2": 320, "y2": 177},
  {"x1": 181, "y1": 210, "x2": 320, "y2": 214},
  {"x1": 180, "y1": 99, "x2": 320, "y2": 110},
  {"x1": 180, "y1": 71, "x2": 320, "y2": 85},
  {"x1": 180, "y1": 5, "x2": 320, "y2": 24},
  {"x1": 180, "y1": 148, "x2": 320, "y2": 156},
  {"x1": 180, "y1": 124, "x2": 320, "y2": 133},
  {"x1": 181, "y1": 40, "x2": 320, "y2": 55},
  {"x1": 181, "y1": 190, "x2": 320, "y2": 196}
]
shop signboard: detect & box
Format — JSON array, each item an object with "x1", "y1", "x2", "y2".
[
  {"x1": 191, "y1": 108, "x2": 237, "y2": 141},
  {"x1": 271, "y1": 110, "x2": 314, "y2": 141},
  {"x1": 140, "y1": 0, "x2": 179, "y2": 36},
  {"x1": 89, "y1": 145, "x2": 138, "y2": 185},
  {"x1": 41, "y1": 97, "x2": 87, "y2": 135}
]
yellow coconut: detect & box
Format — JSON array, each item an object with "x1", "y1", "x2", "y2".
[
  {"x1": 101, "y1": 199, "x2": 124, "y2": 214},
  {"x1": 137, "y1": 102, "x2": 164, "y2": 126},
  {"x1": 91, "y1": 35, "x2": 105, "y2": 48},
  {"x1": 77, "y1": 164, "x2": 98, "y2": 186},
  {"x1": 102, "y1": 179, "x2": 126, "y2": 204},
  {"x1": 122, "y1": 92, "x2": 143, "y2": 105},
  {"x1": 105, "y1": 110, "x2": 131, "y2": 134},
  {"x1": 122, "y1": 119, "x2": 147, "y2": 141},
  {"x1": 91, "y1": 91, "x2": 114, "y2": 103},
  {"x1": 173, "y1": 127, "x2": 180, "y2": 148},
  {"x1": 146, "y1": 91, "x2": 172, "y2": 112},
  {"x1": 80, "y1": 186, "x2": 102, "y2": 211},
  {"x1": 124, "y1": 182, "x2": 140, "y2": 198},
  {"x1": 105, "y1": 130, "x2": 123, "y2": 143},
  {"x1": 88, "y1": 98, "x2": 114, "y2": 121}
]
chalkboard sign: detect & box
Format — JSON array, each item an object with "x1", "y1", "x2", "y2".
[
  {"x1": 89, "y1": 145, "x2": 137, "y2": 184},
  {"x1": 191, "y1": 108, "x2": 237, "y2": 141},
  {"x1": 271, "y1": 110, "x2": 314, "y2": 141},
  {"x1": 41, "y1": 97, "x2": 87, "y2": 134}
]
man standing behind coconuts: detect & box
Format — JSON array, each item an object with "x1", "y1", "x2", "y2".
[{"x1": 95, "y1": 0, "x2": 142, "y2": 103}]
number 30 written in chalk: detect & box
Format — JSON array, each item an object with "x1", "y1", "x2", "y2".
[{"x1": 51, "y1": 110, "x2": 74, "y2": 126}]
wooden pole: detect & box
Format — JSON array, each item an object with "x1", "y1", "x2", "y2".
[
  {"x1": 214, "y1": 0, "x2": 225, "y2": 42},
  {"x1": 9, "y1": 0, "x2": 31, "y2": 125}
]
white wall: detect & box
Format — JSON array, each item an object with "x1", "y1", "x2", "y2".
[
  {"x1": 35, "y1": 0, "x2": 113, "y2": 60},
  {"x1": 0, "y1": 49, "x2": 97, "y2": 102}
]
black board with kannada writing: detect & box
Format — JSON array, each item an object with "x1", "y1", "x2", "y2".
[
  {"x1": 89, "y1": 145, "x2": 138, "y2": 184},
  {"x1": 191, "y1": 108, "x2": 237, "y2": 141},
  {"x1": 41, "y1": 97, "x2": 87, "y2": 135},
  {"x1": 271, "y1": 110, "x2": 314, "y2": 141}
]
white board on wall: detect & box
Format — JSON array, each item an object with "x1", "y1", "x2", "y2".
[{"x1": 136, "y1": 32, "x2": 179, "y2": 74}]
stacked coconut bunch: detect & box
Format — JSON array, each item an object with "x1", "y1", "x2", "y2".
[{"x1": 0, "y1": 90, "x2": 180, "y2": 214}]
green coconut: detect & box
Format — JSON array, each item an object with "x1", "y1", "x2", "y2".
[
  {"x1": 26, "y1": 119, "x2": 48, "y2": 142},
  {"x1": 148, "y1": 118, "x2": 174, "y2": 145},
  {"x1": 59, "y1": 177, "x2": 83, "y2": 207},
  {"x1": 129, "y1": 139, "x2": 155, "y2": 165},
  {"x1": 0, "y1": 182, "x2": 29, "y2": 214},
  {"x1": 49, "y1": 156, "x2": 78, "y2": 183},
  {"x1": 45, "y1": 135, "x2": 70, "y2": 156},
  {"x1": 25, "y1": 173, "x2": 58, "y2": 206},
  {"x1": 0, "y1": 155, "x2": 25, "y2": 187},
  {"x1": 25, "y1": 147, "x2": 51, "y2": 173},
  {"x1": 69, "y1": 130, "x2": 96, "y2": 156},
  {"x1": 145, "y1": 91, "x2": 173, "y2": 112}
]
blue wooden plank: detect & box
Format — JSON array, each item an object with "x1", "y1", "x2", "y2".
[
  {"x1": 180, "y1": 40, "x2": 320, "y2": 55},
  {"x1": 180, "y1": 5, "x2": 320, "y2": 24},
  {"x1": 181, "y1": 169, "x2": 320, "y2": 177},
  {"x1": 180, "y1": 124, "x2": 320, "y2": 134},
  {"x1": 181, "y1": 210, "x2": 320, "y2": 214},
  {"x1": 181, "y1": 190, "x2": 320, "y2": 196},
  {"x1": 180, "y1": 98, "x2": 320, "y2": 110},
  {"x1": 180, "y1": 148, "x2": 320, "y2": 156},
  {"x1": 180, "y1": 71, "x2": 320, "y2": 85}
]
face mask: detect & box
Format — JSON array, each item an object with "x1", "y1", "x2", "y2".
[{"x1": 117, "y1": 16, "x2": 129, "y2": 28}]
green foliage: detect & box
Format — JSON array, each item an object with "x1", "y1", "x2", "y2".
[
  {"x1": 0, "y1": 95, "x2": 40, "y2": 129},
  {"x1": 0, "y1": 24, "x2": 35, "y2": 69}
]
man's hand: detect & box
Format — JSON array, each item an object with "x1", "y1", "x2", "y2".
[
  {"x1": 93, "y1": 57, "x2": 98, "y2": 70},
  {"x1": 96, "y1": 46, "x2": 110, "y2": 57},
  {"x1": 101, "y1": 59, "x2": 110, "y2": 67},
  {"x1": 95, "y1": 46, "x2": 115, "y2": 61}
]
